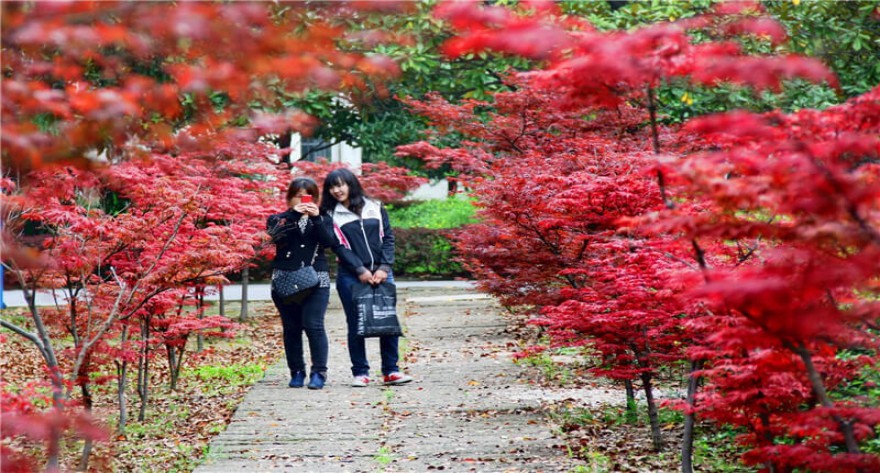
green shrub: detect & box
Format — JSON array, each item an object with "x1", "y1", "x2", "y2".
[
  {"x1": 236, "y1": 228, "x2": 469, "y2": 281},
  {"x1": 233, "y1": 198, "x2": 476, "y2": 282},
  {"x1": 382, "y1": 197, "x2": 476, "y2": 279},
  {"x1": 393, "y1": 227, "x2": 468, "y2": 279},
  {"x1": 387, "y1": 196, "x2": 477, "y2": 229}
]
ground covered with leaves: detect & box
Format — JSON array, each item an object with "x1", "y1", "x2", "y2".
[
  {"x1": 1, "y1": 302, "x2": 283, "y2": 472},
  {"x1": 537, "y1": 387, "x2": 747, "y2": 473},
  {"x1": 509, "y1": 321, "x2": 750, "y2": 473}
]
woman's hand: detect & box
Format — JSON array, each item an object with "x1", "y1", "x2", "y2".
[
  {"x1": 371, "y1": 269, "x2": 388, "y2": 285},
  {"x1": 358, "y1": 270, "x2": 374, "y2": 284},
  {"x1": 293, "y1": 203, "x2": 320, "y2": 217}
]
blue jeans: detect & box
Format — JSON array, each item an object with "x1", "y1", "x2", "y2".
[
  {"x1": 336, "y1": 269, "x2": 400, "y2": 377},
  {"x1": 272, "y1": 287, "x2": 330, "y2": 376}
]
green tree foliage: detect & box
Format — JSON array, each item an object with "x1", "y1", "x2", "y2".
[
  {"x1": 770, "y1": 0, "x2": 880, "y2": 97},
  {"x1": 278, "y1": 1, "x2": 879, "y2": 170},
  {"x1": 278, "y1": 1, "x2": 536, "y2": 176},
  {"x1": 561, "y1": 0, "x2": 880, "y2": 121}
]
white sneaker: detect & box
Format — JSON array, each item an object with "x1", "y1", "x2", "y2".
[
  {"x1": 351, "y1": 375, "x2": 370, "y2": 387},
  {"x1": 382, "y1": 372, "x2": 413, "y2": 385}
]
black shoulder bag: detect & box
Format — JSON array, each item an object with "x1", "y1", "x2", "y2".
[{"x1": 271, "y1": 245, "x2": 319, "y2": 305}]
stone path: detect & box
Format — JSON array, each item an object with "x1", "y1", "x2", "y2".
[
  {"x1": 195, "y1": 286, "x2": 579, "y2": 472},
  {"x1": 1, "y1": 281, "x2": 475, "y2": 307}
]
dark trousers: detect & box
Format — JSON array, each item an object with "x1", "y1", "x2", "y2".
[
  {"x1": 335, "y1": 269, "x2": 400, "y2": 377},
  {"x1": 272, "y1": 287, "x2": 330, "y2": 376}
]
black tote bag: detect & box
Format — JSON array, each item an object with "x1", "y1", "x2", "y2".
[{"x1": 353, "y1": 281, "x2": 403, "y2": 337}]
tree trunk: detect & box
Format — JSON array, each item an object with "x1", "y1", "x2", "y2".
[
  {"x1": 218, "y1": 283, "x2": 225, "y2": 317},
  {"x1": 167, "y1": 344, "x2": 178, "y2": 391},
  {"x1": 115, "y1": 325, "x2": 130, "y2": 435},
  {"x1": 624, "y1": 379, "x2": 638, "y2": 423},
  {"x1": 239, "y1": 266, "x2": 249, "y2": 322},
  {"x1": 78, "y1": 351, "x2": 94, "y2": 410},
  {"x1": 167, "y1": 344, "x2": 186, "y2": 391},
  {"x1": 196, "y1": 286, "x2": 204, "y2": 352},
  {"x1": 77, "y1": 352, "x2": 94, "y2": 471},
  {"x1": 646, "y1": 86, "x2": 661, "y2": 155},
  {"x1": 681, "y1": 359, "x2": 703, "y2": 473},
  {"x1": 641, "y1": 372, "x2": 664, "y2": 452},
  {"x1": 135, "y1": 356, "x2": 143, "y2": 414},
  {"x1": 447, "y1": 179, "x2": 458, "y2": 196},
  {"x1": 78, "y1": 439, "x2": 93, "y2": 472},
  {"x1": 759, "y1": 409, "x2": 778, "y2": 473},
  {"x1": 21, "y1": 284, "x2": 64, "y2": 471},
  {"x1": 795, "y1": 344, "x2": 860, "y2": 453},
  {"x1": 175, "y1": 347, "x2": 185, "y2": 390},
  {"x1": 46, "y1": 416, "x2": 61, "y2": 473},
  {"x1": 45, "y1": 369, "x2": 64, "y2": 472},
  {"x1": 138, "y1": 318, "x2": 150, "y2": 422},
  {"x1": 115, "y1": 362, "x2": 128, "y2": 435},
  {"x1": 275, "y1": 130, "x2": 293, "y2": 165}
]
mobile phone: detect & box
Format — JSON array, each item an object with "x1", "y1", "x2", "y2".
[{"x1": 301, "y1": 195, "x2": 313, "y2": 204}]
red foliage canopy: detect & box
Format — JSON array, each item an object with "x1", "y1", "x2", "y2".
[
  {"x1": 1, "y1": 1, "x2": 405, "y2": 171},
  {"x1": 397, "y1": 1, "x2": 879, "y2": 468}
]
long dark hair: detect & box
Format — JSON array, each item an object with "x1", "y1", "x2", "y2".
[
  {"x1": 286, "y1": 177, "x2": 320, "y2": 203},
  {"x1": 321, "y1": 168, "x2": 367, "y2": 215}
]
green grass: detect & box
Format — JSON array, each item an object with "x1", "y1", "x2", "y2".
[
  {"x1": 549, "y1": 406, "x2": 596, "y2": 426},
  {"x1": 200, "y1": 301, "x2": 244, "y2": 318},
  {"x1": 0, "y1": 308, "x2": 34, "y2": 329},
  {"x1": 516, "y1": 349, "x2": 580, "y2": 387},
  {"x1": 568, "y1": 453, "x2": 611, "y2": 473},
  {"x1": 550, "y1": 402, "x2": 754, "y2": 472},
  {"x1": 190, "y1": 363, "x2": 265, "y2": 384},
  {"x1": 112, "y1": 414, "x2": 205, "y2": 473},
  {"x1": 375, "y1": 445, "x2": 394, "y2": 467},
  {"x1": 185, "y1": 363, "x2": 266, "y2": 397},
  {"x1": 693, "y1": 428, "x2": 757, "y2": 473},
  {"x1": 111, "y1": 403, "x2": 191, "y2": 440}
]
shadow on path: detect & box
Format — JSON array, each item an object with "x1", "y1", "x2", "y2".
[{"x1": 195, "y1": 286, "x2": 577, "y2": 472}]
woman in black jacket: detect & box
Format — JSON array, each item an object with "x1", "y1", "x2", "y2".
[
  {"x1": 267, "y1": 177, "x2": 336, "y2": 390},
  {"x1": 320, "y1": 168, "x2": 413, "y2": 387}
]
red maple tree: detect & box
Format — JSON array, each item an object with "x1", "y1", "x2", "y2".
[
  {"x1": 1, "y1": 143, "x2": 425, "y2": 470},
  {"x1": 1, "y1": 2, "x2": 426, "y2": 469},
  {"x1": 643, "y1": 86, "x2": 880, "y2": 472},
  {"x1": 1, "y1": 137, "x2": 291, "y2": 468},
  {"x1": 397, "y1": 1, "x2": 878, "y2": 470}
]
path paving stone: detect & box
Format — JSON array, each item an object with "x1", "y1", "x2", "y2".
[{"x1": 195, "y1": 286, "x2": 579, "y2": 472}]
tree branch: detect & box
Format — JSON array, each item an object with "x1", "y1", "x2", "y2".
[{"x1": 0, "y1": 319, "x2": 44, "y2": 352}]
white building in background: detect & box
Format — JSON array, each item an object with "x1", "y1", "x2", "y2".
[
  {"x1": 405, "y1": 179, "x2": 448, "y2": 200},
  {"x1": 289, "y1": 132, "x2": 362, "y2": 168},
  {"x1": 289, "y1": 132, "x2": 449, "y2": 200}
]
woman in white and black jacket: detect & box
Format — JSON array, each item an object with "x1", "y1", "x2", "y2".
[
  {"x1": 267, "y1": 177, "x2": 338, "y2": 390},
  {"x1": 320, "y1": 168, "x2": 413, "y2": 388}
]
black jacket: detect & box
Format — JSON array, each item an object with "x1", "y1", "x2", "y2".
[
  {"x1": 266, "y1": 210, "x2": 337, "y2": 272},
  {"x1": 326, "y1": 199, "x2": 394, "y2": 276}
]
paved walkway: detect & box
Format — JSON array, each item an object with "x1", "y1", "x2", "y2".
[
  {"x1": 1, "y1": 280, "x2": 475, "y2": 308},
  {"x1": 194, "y1": 286, "x2": 578, "y2": 472}
]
